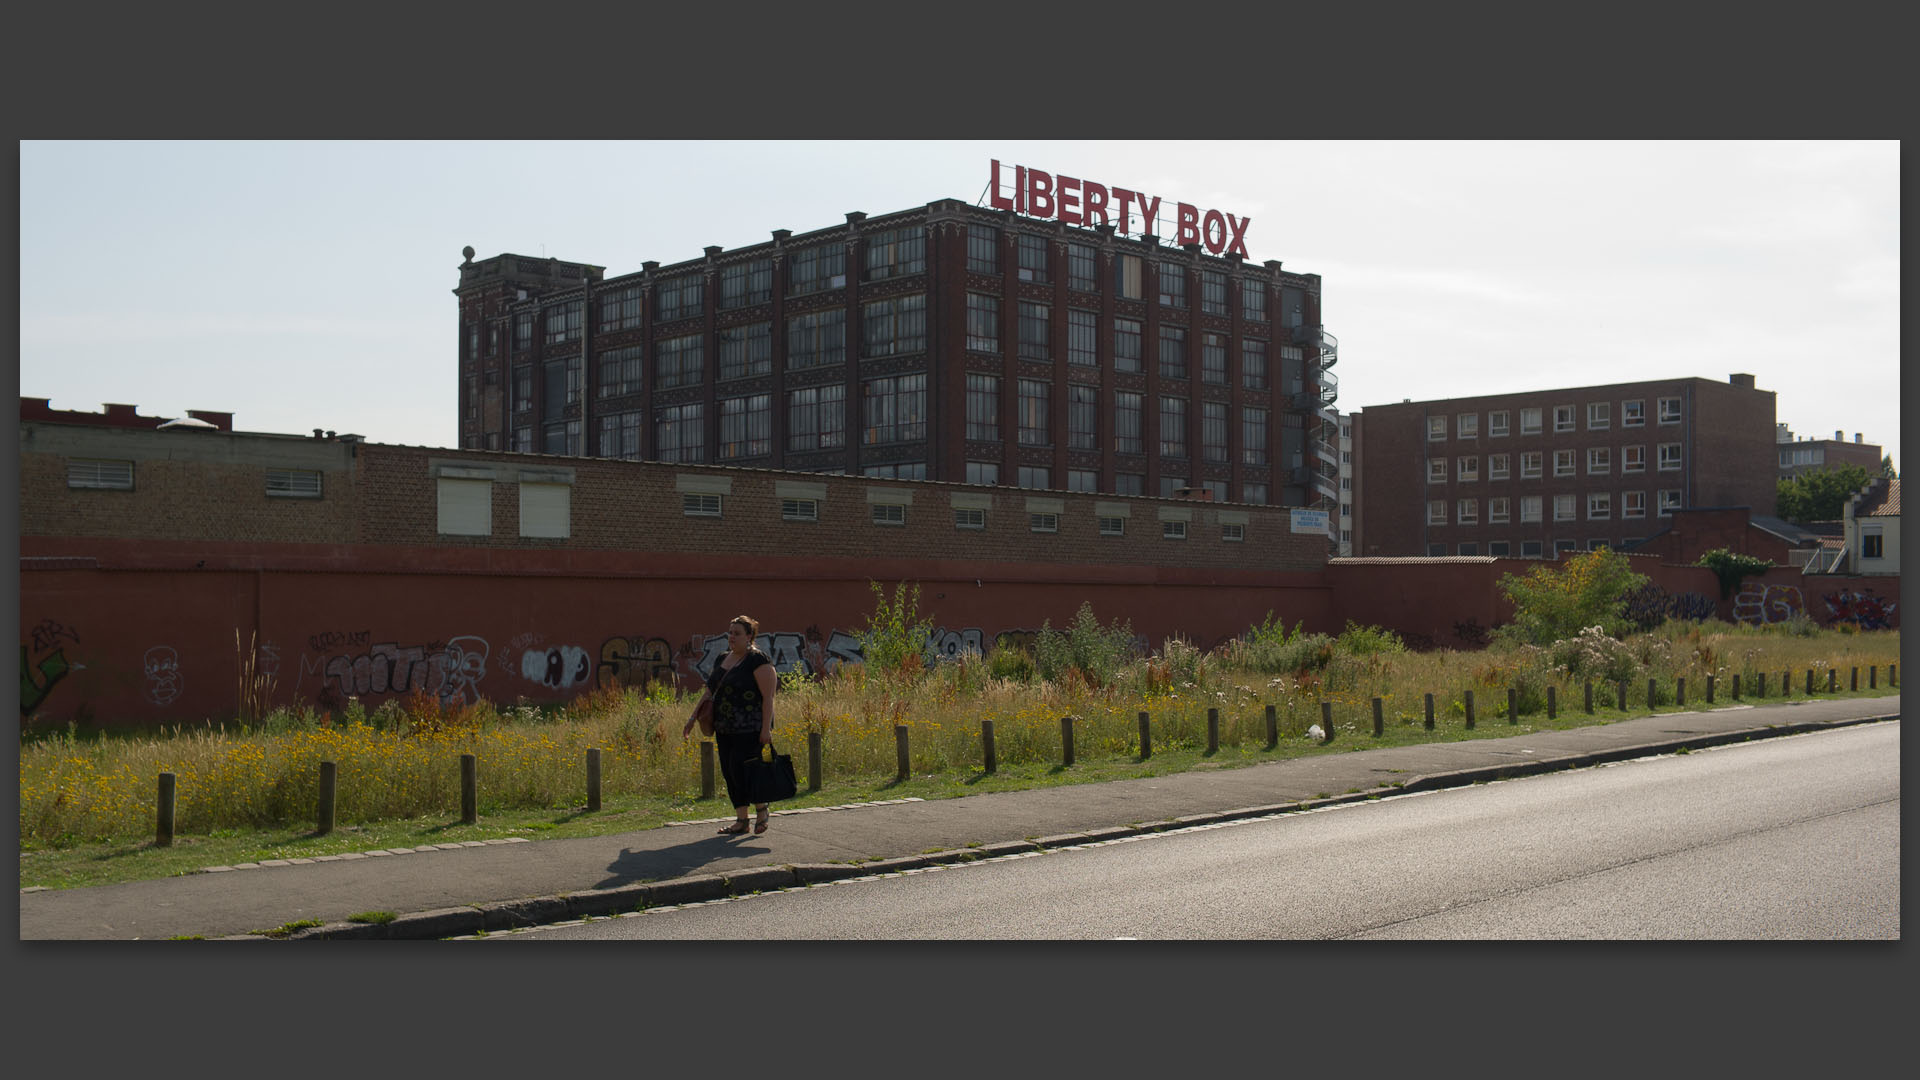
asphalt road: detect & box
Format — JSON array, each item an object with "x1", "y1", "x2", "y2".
[{"x1": 481, "y1": 721, "x2": 1899, "y2": 940}]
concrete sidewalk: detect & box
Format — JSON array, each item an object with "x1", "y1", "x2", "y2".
[{"x1": 18, "y1": 695, "x2": 1899, "y2": 941}]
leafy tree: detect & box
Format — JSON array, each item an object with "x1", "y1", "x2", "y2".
[
  {"x1": 1495, "y1": 548, "x2": 1650, "y2": 645},
  {"x1": 1775, "y1": 463, "x2": 1873, "y2": 522},
  {"x1": 1882, "y1": 454, "x2": 1898, "y2": 478},
  {"x1": 1695, "y1": 547, "x2": 1773, "y2": 600},
  {"x1": 854, "y1": 580, "x2": 935, "y2": 677}
]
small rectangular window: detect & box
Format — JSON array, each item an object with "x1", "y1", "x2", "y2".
[
  {"x1": 1554, "y1": 405, "x2": 1575, "y2": 432},
  {"x1": 1520, "y1": 408, "x2": 1543, "y2": 435},
  {"x1": 1622, "y1": 400, "x2": 1646, "y2": 427},
  {"x1": 955, "y1": 507, "x2": 986, "y2": 530},
  {"x1": 1029, "y1": 512, "x2": 1058, "y2": 533},
  {"x1": 1222, "y1": 523, "x2": 1245, "y2": 542},
  {"x1": 1488, "y1": 411, "x2": 1510, "y2": 437},
  {"x1": 266, "y1": 468, "x2": 323, "y2": 498},
  {"x1": 1428, "y1": 500, "x2": 1448, "y2": 525},
  {"x1": 1098, "y1": 516, "x2": 1125, "y2": 536},
  {"x1": 871, "y1": 503, "x2": 906, "y2": 527},
  {"x1": 1488, "y1": 541, "x2": 1510, "y2": 556},
  {"x1": 1587, "y1": 402, "x2": 1610, "y2": 430},
  {"x1": 781, "y1": 498, "x2": 819, "y2": 522},
  {"x1": 1457, "y1": 413, "x2": 1479, "y2": 438},
  {"x1": 683, "y1": 492, "x2": 722, "y2": 517},
  {"x1": 1658, "y1": 397, "x2": 1682, "y2": 424},
  {"x1": 1658, "y1": 443, "x2": 1682, "y2": 471},
  {"x1": 1162, "y1": 520, "x2": 1187, "y2": 540},
  {"x1": 1521, "y1": 540, "x2": 1544, "y2": 558},
  {"x1": 1428, "y1": 416, "x2": 1447, "y2": 441},
  {"x1": 68, "y1": 458, "x2": 134, "y2": 490}
]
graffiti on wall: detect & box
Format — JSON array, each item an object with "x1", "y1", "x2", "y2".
[
  {"x1": 1730, "y1": 583, "x2": 1805, "y2": 626},
  {"x1": 22, "y1": 619, "x2": 84, "y2": 715},
  {"x1": 144, "y1": 646, "x2": 182, "y2": 706},
  {"x1": 521, "y1": 645, "x2": 592, "y2": 689},
  {"x1": 1624, "y1": 584, "x2": 1718, "y2": 629},
  {"x1": 301, "y1": 635, "x2": 492, "y2": 707},
  {"x1": 1823, "y1": 588, "x2": 1898, "y2": 630}
]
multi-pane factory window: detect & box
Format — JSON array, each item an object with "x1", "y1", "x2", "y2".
[
  {"x1": 1067, "y1": 243, "x2": 1097, "y2": 292},
  {"x1": 599, "y1": 285, "x2": 642, "y2": 332},
  {"x1": 1158, "y1": 326, "x2": 1187, "y2": 379},
  {"x1": 1203, "y1": 401, "x2": 1228, "y2": 463},
  {"x1": 1202, "y1": 333, "x2": 1227, "y2": 384},
  {"x1": 656, "y1": 334, "x2": 704, "y2": 389},
  {"x1": 719, "y1": 393, "x2": 771, "y2": 459},
  {"x1": 1241, "y1": 280, "x2": 1268, "y2": 322},
  {"x1": 966, "y1": 374, "x2": 1000, "y2": 441},
  {"x1": 787, "y1": 244, "x2": 846, "y2": 295},
  {"x1": 1069, "y1": 384, "x2": 1098, "y2": 450},
  {"x1": 597, "y1": 345, "x2": 644, "y2": 398},
  {"x1": 1017, "y1": 379, "x2": 1050, "y2": 446},
  {"x1": 1113, "y1": 318, "x2": 1143, "y2": 373},
  {"x1": 787, "y1": 308, "x2": 846, "y2": 369},
  {"x1": 1113, "y1": 254, "x2": 1143, "y2": 299},
  {"x1": 655, "y1": 403, "x2": 705, "y2": 463},
  {"x1": 719, "y1": 258, "x2": 774, "y2": 309},
  {"x1": 786, "y1": 384, "x2": 846, "y2": 452},
  {"x1": 1242, "y1": 339, "x2": 1268, "y2": 390},
  {"x1": 1017, "y1": 466, "x2": 1050, "y2": 489},
  {"x1": 1017, "y1": 303, "x2": 1050, "y2": 360},
  {"x1": 864, "y1": 227, "x2": 926, "y2": 280},
  {"x1": 266, "y1": 469, "x2": 323, "y2": 498},
  {"x1": 656, "y1": 275, "x2": 704, "y2": 322},
  {"x1": 1114, "y1": 391, "x2": 1143, "y2": 454},
  {"x1": 1242, "y1": 407, "x2": 1268, "y2": 466},
  {"x1": 1017, "y1": 234, "x2": 1048, "y2": 282},
  {"x1": 1067, "y1": 309, "x2": 1097, "y2": 366},
  {"x1": 967, "y1": 224, "x2": 999, "y2": 274},
  {"x1": 717, "y1": 321, "x2": 773, "y2": 381},
  {"x1": 597, "y1": 410, "x2": 643, "y2": 460},
  {"x1": 1157, "y1": 263, "x2": 1187, "y2": 308},
  {"x1": 515, "y1": 313, "x2": 533, "y2": 352},
  {"x1": 861, "y1": 293, "x2": 926, "y2": 357},
  {"x1": 1160, "y1": 396, "x2": 1188, "y2": 458},
  {"x1": 545, "y1": 301, "x2": 583, "y2": 346},
  {"x1": 966, "y1": 293, "x2": 1000, "y2": 353},
  {"x1": 862, "y1": 372, "x2": 927, "y2": 444},
  {"x1": 1200, "y1": 271, "x2": 1228, "y2": 315}
]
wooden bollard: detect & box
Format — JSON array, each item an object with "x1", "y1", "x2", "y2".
[
  {"x1": 1782, "y1": 670, "x2": 1791, "y2": 696},
  {"x1": 1263, "y1": 705, "x2": 1276, "y2": 750},
  {"x1": 1617, "y1": 681, "x2": 1629, "y2": 711},
  {"x1": 1062, "y1": 715, "x2": 1076, "y2": 766},
  {"x1": 586, "y1": 748, "x2": 601, "y2": 812},
  {"x1": 1142, "y1": 711, "x2": 1154, "y2": 758},
  {"x1": 1372, "y1": 697, "x2": 1384, "y2": 737},
  {"x1": 1547, "y1": 685, "x2": 1557, "y2": 719},
  {"x1": 1423, "y1": 693, "x2": 1434, "y2": 731},
  {"x1": 1850, "y1": 667, "x2": 1858, "y2": 691},
  {"x1": 460, "y1": 753, "x2": 478, "y2": 824},
  {"x1": 1648, "y1": 678, "x2": 1658, "y2": 710},
  {"x1": 1464, "y1": 689, "x2": 1475, "y2": 730},
  {"x1": 808, "y1": 731, "x2": 822, "y2": 792},
  {"x1": 699, "y1": 742, "x2": 715, "y2": 799},
  {"x1": 895, "y1": 724, "x2": 911, "y2": 781},
  {"x1": 317, "y1": 760, "x2": 337, "y2": 835},
  {"x1": 1827, "y1": 669, "x2": 1836, "y2": 693},
  {"x1": 1676, "y1": 678, "x2": 1685, "y2": 708},
  {"x1": 1869, "y1": 666, "x2": 1877, "y2": 689},
  {"x1": 1756, "y1": 672, "x2": 1766, "y2": 697},
  {"x1": 1320, "y1": 700, "x2": 1334, "y2": 743},
  {"x1": 1706, "y1": 675, "x2": 1715, "y2": 704},
  {"x1": 156, "y1": 772, "x2": 176, "y2": 847},
  {"x1": 1806, "y1": 669, "x2": 1816, "y2": 695},
  {"x1": 1507, "y1": 688, "x2": 1518, "y2": 725},
  {"x1": 1206, "y1": 707, "x2": 1218, "y2": 755},
  {"x1": 1732, "y1": 673, "x2": 1741, "y2": 699},
  {"x1": 981, "y1": 719, "x2": 997, "y2": 774},
  {"x1": 1891, "y1": 663, "x2": 1897, "y2": 686},
  {"x1": 1584, "y1": 681, "x2": 1593, "y2": 715}
]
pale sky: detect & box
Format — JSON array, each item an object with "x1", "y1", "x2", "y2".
[{"x1": 17, "y1": 140, "x2": 1901, "y2": 471}]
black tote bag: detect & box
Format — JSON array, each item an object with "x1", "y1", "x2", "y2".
[{"x1": 742, "y1": 743, "x2": 798, "y2": 804}]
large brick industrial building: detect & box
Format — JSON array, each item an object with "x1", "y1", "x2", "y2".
[
  {"x1": 1352, "y1": 375, "x2": 1778, "y2": 558},
  {"x1": 451, "y1": 190, "x2": 1340, "y2": 511}
]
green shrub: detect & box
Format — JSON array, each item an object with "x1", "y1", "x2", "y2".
[
  {"x1": 1547, "y1": 626, "x2": 1640, "y2": 683},
  {"x1": 1496, "y1": 549, "x2": 1650, "y2": 645},
  {"x1": 1337, "y1": 620, "x2": 1405, "y2": 656},
  {"x1": 985, "y1": 643, "x2": 1036, "y2": 683},
  {"x1": 1034, "y1": 602, "x2": 1135, "y2": 687},
  {"x1": 855, "y1": 580, "x2": 936, "y2": 677}
]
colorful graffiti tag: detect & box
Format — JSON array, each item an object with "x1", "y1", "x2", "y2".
[
  {"x1": 1731, "y1": 582, "x2": 1805, "y2": 626},
  {"x1": 300, "y1": 635, "x2": 492, "y2": 706},
  {"x1": 1823, "y1": 588, "x2": 1898, "y2": 630},
  {"x1": 1624, "y1": 584, "x2": 1718, "y2": 629},
  {"x1": 21, "y1": 619, "x2": 82, "y2": 715}
]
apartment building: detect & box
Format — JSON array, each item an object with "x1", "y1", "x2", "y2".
[{"x1": 1776, "y1": 424, "x2": 1883, "y2": 482}]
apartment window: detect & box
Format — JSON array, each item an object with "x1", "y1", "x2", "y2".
[
  {"x1": 1017, "y1": 379, "x2": 1050, "y2": 446},
  {"x1": 1200, "y1": 270, "x2": 1228, "y2": 315},
  {"x1": 863, "y1": 372, "x2": 927, "y2": 444},
  {"x1": 1521, "y1": 540, "x2": 1544, "y2": 558},
  {"x1": 1243, "y1": 481, "x2": 1267, "y2": 505},
  {"x1": 719, "y1": 393, "x2": 771, "y2": 459},
  {"x1": 1587, "y1": 402, "x2": 1610, "y2": 430},
  {"x1": 266, "y1": 468, "x2": 322, "y2": 498},
  {"x1": 519, "y1": 482, "x2": 570, "y2": 539},
  {"x1": 68, "y1": 458, "x2": 134, "y2": 490},
  {"x1": 1242, "y1": 339, "x2": 1268, "y2": 390},
  {"x1": 967, "y1": 224, "x2": 999, "y2": 274},
  {"x1": 862, "y1": 294, "x2": 927, "y2": 357},
  {"x1": 1222, "y1": 522, "x2": 1245, "y2": 542},
  {"x1": 656, "y1": 333, "x2": 704, "y2": 389},
  {"x1": 1458, "y1": 543, "x2": 1479, "y2": 556},
  {"x1": 1521, "y1": 451, "x2": 1543, "y2": 479},
  {"x1": 1587, "y1": 447, "x2": 1611, "y2": 475},
  {"x1": 599, "y1": 285, "x2": 642, "y2": 332},
  {"x1": 717, "y1": 321, "x2": 773, "y2": 380},
  {"x1": 1241, "y1": 279, "x2": 1268, "y2": 322},
  {"x1": 1658, "y1": 443, "x2": 1682, "y2": 471},
  {"x1": 1457, "y1": 413, "x2": 1479, "y2": 438},
  {"x1": 1520, "y1": 408, "x2": 1543, "y2": 435},
  {"x1": 1489, "y1": 453, "x2": 1510, "y2": 480},
  {"x1": 787, "y1": 308, "x2": 846, "y2": 369},
  {"x1": 656, "y1": 275, "x2": 704, "y2": 322},
  {"x1": 656, "y1": 403, "x2": 705, "y2": 463},
  {"x1": 1427, "y1": 543, "x2": 1447, "y2": 557},
  {"x1": 781, "y1": 498, "x2": 819, "y2": 522},
  {"x1": 1159, "y1": 397, "x2": 1188, "y2": 458},
  {"x1": 719, "y1": 258, "x2": 774, "y2": 309},
  {"x1": 871, "y1": 503, "x2": 906, "y2": 526},
  {"x1": 1554, "y1": 494, "x2": 1576, "y2": 522},
  {"x1": 1068, "y1": 469, "x2": 1097, "y2": 493},
  {"x1": 966, "y1": 374, "x2": 1000, "y2": 441},
  {"x1": 1114, "y1": 391, "x2": 1144, "y2": 454},
  {"x1": 1489, "y1": 410, "x2": 1510, "y2": 437},
  {"x1": 1098, "y1": 516, "x2": 1125, "y2": 537},
  {"x1": 1554, "y1": 449, "x2": 1576, "y2": 477},
  {"x1": 1587, "y1": 492, "x2": 1611, "y2": 520},
  {"x1": 437, "y1": 477, "x2": 490, "y2": 536},
  {"x1": 1552, "y1": 405, "x2": 1574, "y2": 433},
  {"x1": 1017, "y1": 466, "x2": 1050, "y2": 489},
  {"x1": 1428, "y1": 416, "x2": 1447, "y2": 441},
  {"x1": 1658, "y1": 397, "x2": 1682, "y2": 424},
  {"x1": 1158, "y1": 326, "x2": 1187, "y2": 379},
  {"x1": 1588, "y1": 539, "x2": 1611, "y2": 552},
  {"x1": 1114, "y1": 253, "x2": 1143, "y2": 299},
  {"x1": 1862, "y1": 531, "x2": 1884, "y2": 560},
  {"x1": 1429, "y1": 458, "x2": 1448, "y2": 484},
  {"x1": 1157, "y1": 263, "x2": 1187, "y2": 308},
  {"x1": 1069, "y1": 385, "x2": 1098, "y2": 450},
  {"x1": 1427, "y1": 500, "x2": 1447, "y2": 525},
  {"x1": 1202, "y1": 402, "x2": 1228, "y2": 463},
  {"x1": 1016, "y1": 234, "x2": 1048, "y2": 282},
  {"x1": 787, "y1": 385, "x2": 846, "y2": 452},
  {"x1": 864, "y1": 227, "x2": 926, "y2": 280},
  {"x1": 1457, "y1": 455, "x2": 1479, "y2": 482},
  {"x1": 544, "y1": 301, "x2": 583, "y2": 346},
  {"x1": 1457, "y1": 498, "x2": 1479, "y2": 524},
  {"x1": 1520, "y1": 495, "x2": 1543, "y2": 523},
  {"x1": 599, "y1": 410, "x2": 643, "y2": 461},
  {"x1": 1242, "y1": 407, "x2": 1269, "y2": 466},
  {"x1": 1489, "y1": 496, "x2": 1510, "y2": 523},
  {"x1": 1029, "y1": 512, "x2": 1058, "y2": 533},
  {"x1": 1163, "y1": 519, "x2": 1188, "y2": 540},
  {"x1": 1659, "y1": 489, "x2": 1682, "y2": 515},
  {"x1": 787, "y1": 244, "x2": 846, "y2": 295},
  {"x1": 1200, "y1": 333, "x2": 1228, "y2": 384},
  {"x1": 1067, "y1": 242, "x2": 1096, "y2": 292},
  {"x1": 1623, "y1": 491, "x2": 1647, "y2": 518},
  {"x1": 683, "y1": 492, "x2": 722, "y2": 517},
  {"x1": 1622, "y1": 399, "x2": 1645, "y2": 427},
  {"x1": 1113, "y1": 318, "x2": 1143, "y2": 373},
  {"x1": 1623, "y1": 445, "x2": 1646, "y2": 473},
  {"x1": 1067, "y1": 309, "x2": 1097, "y2": 366},
  {"x1": 1017, "y1": 302, "x2": 1051, "y2": 360},
  {"x1": 1555, "y1": 540, "x2": 1579, "y2": 556},
  {"x1": 966, "y1": 293, "x2": 1000, "y2": 353},
  {"x1": 598, "y1": 345, "x2": 644, "y2": 398}
]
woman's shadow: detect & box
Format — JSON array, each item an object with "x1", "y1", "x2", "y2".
[{"x1": 596, "y1": 830, "x2": 770, "y2": 889}]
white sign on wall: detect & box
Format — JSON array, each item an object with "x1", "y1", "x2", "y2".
[{"x1": 1290, "y1": 509, "x2": 1331, "y2": 535}]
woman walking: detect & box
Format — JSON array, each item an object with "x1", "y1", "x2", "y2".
[{"x1": 684, "y1": 615, "x2": 778, "y2": 835}]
